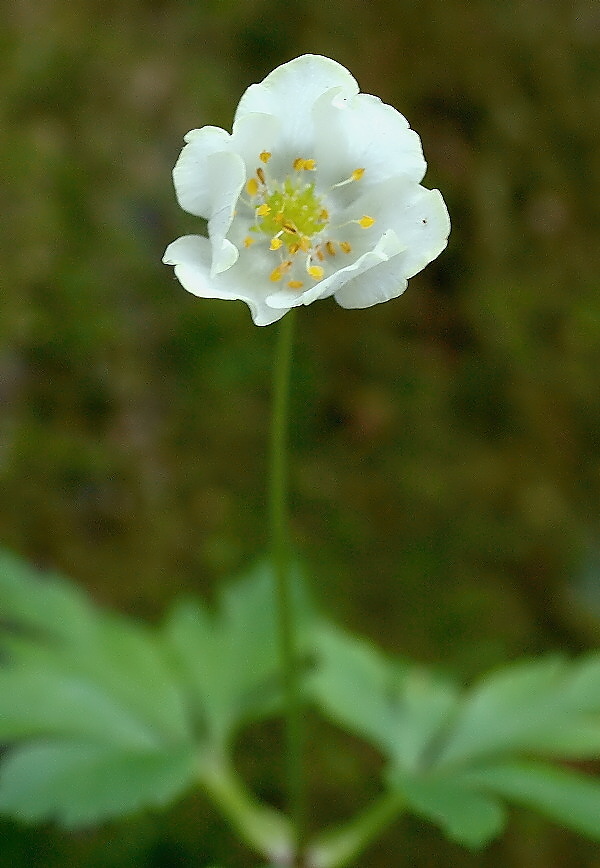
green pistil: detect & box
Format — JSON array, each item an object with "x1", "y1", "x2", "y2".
[{"x1": 258, "y1": 180, "x2": 328, "y2": 248}]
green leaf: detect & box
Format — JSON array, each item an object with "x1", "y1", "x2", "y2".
[
  {"x1": 389, "y1": 772, "x2": 506, "y2": 849},
  {"x1": 0, "y1": 550, "x2": 92, "y2": 642},
  {"x1": 0, "y1": 550, "x2": 197, "y2": 825},
  {"x1": 163, "y1": 560, "x2": 312, "y2": 747},
  {"x1": 0, "y1": 667, "x2": 159, "y2": 747},
  {"x1": 463, "y1": 760, "x2": 600, "y2": 842},
  {"x1": 0, "y1": 553, "x2": 191, "y2": 744},
  {"x1": 436, "y1": 655, "x2": 600, "y2": 768},
  {"x1": 309, "y1": 623, "x2": 458, "y2": 771},
  {"x1": 0, "y1": 742, "x2": 198, "y2": 827}
]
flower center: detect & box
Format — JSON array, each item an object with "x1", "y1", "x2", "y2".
[
  {"x1": 257, "y1": 179, "x2": 328, "y2": 253},
  {"x1": 241, "y1": 154, "x2": 374, "y2": 290}
]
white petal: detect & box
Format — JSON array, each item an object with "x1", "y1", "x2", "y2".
[
  {"x1": 234, "y1": 55, "x2": 359, "y2": 154},
  {"x1": 313, "y1": 93, "x2": 427, "y2": 188},
  {"x1": 172, "y1": 126, "x2": 232, "y2": 217},
  {"x1": 333, "y1": 255, "x2": 409, "y2": 309},
  {"x1": 204, "y1": 151, "x2": 246, "y2": 276},
  {"x1": 230, "y1": 111, "x2": 281, "y2": 173},
  {"x1": 333, "y1": 187, "x2": 449, "y2": 309},
  {"x1": 163, "y1": 235, "x2": 288, "y2": 327},
  {"x1": 398, "y1": 187, "x2": 450, "y2": 279},
  {"x1": 347, "y1": 177, "x2": 451, "y2": 279},
  {"x1": 265, "y1": 230, "x2": 405, "y2": 309}
]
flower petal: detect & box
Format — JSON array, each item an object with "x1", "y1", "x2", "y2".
[
  {"x1": 333, "y1": 252, "x2": 410, "y2": 309},
  {"x1": 313, "y1": 92, "x2": 427, "y2": 188},
  {"x1": 234, "y1": 55, "x2": 359, "y2": 154},
  {"x1": 204, "y1": 151, "x2": 246, "y2": 276},
  {"x1": 172, "y1": 126, "x2": 232, "y2": 217},
  {"x1": 347, "y1": 176, "x2": 451, "y2": 279},
  {"x1": 230, "y1": 111, "x2": 281, "y2": 175},
  {"x1": 163, "y1": 235, "x2": 288, "y2": 327},
  {"x1": 333, "y1": 187, "x2": 449, "y2": 310},
  {"x1": 265, "y1": 230, "x2": 405, "y2": 309}
]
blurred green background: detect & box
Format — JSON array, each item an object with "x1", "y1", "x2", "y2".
[{"x1": 2, "y1": 0, "x2": 600, "y2": 865}]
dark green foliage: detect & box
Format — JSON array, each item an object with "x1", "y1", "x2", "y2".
[
  {"x1": 0, "y1": 551, "x2": 198, "y2": 826},
  {"x1": 3, "y1": 551, "x2": 600, "y2": 863},
  {"x1": 163, "y1": 560, "x2": 312, "y2": 748},
  {"x1": 311, "y1": 619, "x2": 600, "y2": 848}
]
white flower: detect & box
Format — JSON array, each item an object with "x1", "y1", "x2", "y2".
[{"x1": 163, "y1": 55, "x2": 450, "y2": 326}]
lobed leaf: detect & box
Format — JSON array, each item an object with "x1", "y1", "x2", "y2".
[
  {"x1": 0, "y1": 741, "x2": 198, "y2": 827},
  {"x1": 163, "y1": 560, "x2": 312, "y2": 747},
  {"x1": 389, "y1": 771, "x2": 506, "y2": 849},
  {"x1": 309, "y1": 619, "x2": 600, "y2": 849},
  {"x1": 0, "y1": 551, "x2": 197, "y2": 826},
  {"x1": 462, "y1": 760, "x2": 600, "y2": 842},
  {"x1": 0, "y1": 554, "x2": 191, "y2": 744},
  {"x1": 309, "y1": 622, "x2": 458, "y2": 771},
  {"x1": 435, "y1": 654, "x2": 600, "y2": 768}
]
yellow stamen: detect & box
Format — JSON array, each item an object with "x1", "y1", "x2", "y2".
[
  {"x1": 289, "y1": 243, "x2": 300, "y2": 255},
  {"x1": 325, "y1": 241, "x2": 336, "y2": 256},
  {"x1": 340, "y1": 241, "x2": 352, "y2": 254},
  {"x1": 293, "y1": 157, "x2": 316, "y2": 171},
  {"x1": 299, "y1": 236, "x2": 311, "y2": 252},
  {"x1": 358, "y1": 215, "x2": 375, "y2": 228},
  {"x1": 316, "y1": 248, "x2": 325, "y2": 262},
  {"x1": 320, "y1": 208, "x2": 329, "y2": 221},
  {"x1": 283, "y1": 222, "x2": 298, "y2": 234},
  {"x1": 256, "y1": 167, "x2": 266, "y2": 185},
  {"x1": 288, "y1": 280, "x2": 304, "y2": 289},
  {"x1": 351, "y1": 168, "x2": 365, "y2": 181},
  {"x1": 270, "y1": 237, "x2": 283, "y2": 250},
  {"x1": 256, "y1": 203, "x2": 271, "y2": 217},
  {"x1": 244, "y1": 236, "x2": 255, "y2": 248},
  {"x1": 307, "y1": 264, "x2": 324, "y2": 280},
  {"x1": 270, "y1": 266, "x2": 283, "y2": 282},
  {"x1": 246, "y1": 178, "x2": 259, "y2": 196},
  {"x1": 259, "y1": 151, "x2": 271, "y2": 163}
]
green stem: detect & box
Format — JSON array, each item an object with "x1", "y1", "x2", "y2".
[
  {"x1": 269, "y1": 308, "x2": 304, "y2": 861},
  {"x1": 305, "y1": 791, "x2": 406, "y2": 868},
  {"x1": 199, "y1": 752, "x2": 293, "y2": 864}
]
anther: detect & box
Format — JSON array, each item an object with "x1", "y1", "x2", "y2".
[
  {"x1": 299, "y1": 236, "x2": 311, "y2": 252},
  {"x1": 331, "y1": 168, "x2": 366, "y2": 190},
  {"x1": 246, "y1": 178, "x2": 259, "y2": 196},
  {"x1": 320, "y1": 209, "x2": 329, "y2": 221},
  {"x1": 307, "y1": 264, "x2": 324, "y2": 280},
  {"x1": 358, "y1": 215, "x2": 375, "y2": 228},
  {"x1": 256, "y1": 167, "x2": 266, "y2": 185},
  {"x1": 293, "y1": 157, "x2": 317, "y2": 171},
  {"x1": 316, "y1": 248, "x2": 325, "y2": 262},
  {"x1": 325, "y1": 241, "x2": 336, "y2": 256},
  {"x1": 244, "y1": 237, "x2": 255, "y2": 248},
  {"x1": 256, "y1": 204, "x2": 271, "y2": 217},
  {"x1": 259, "y1": 151, "x2": 271, "y2": 163},
  {"x1": 270, "y1": 237, "x2": 283, "y2": 250},
  {"x1": 288, "y1": 280, "x2": 304, "y2": 289},
  {"x1": 270, "y1": 267, "x2": 283, "y2": 282},
  {"x1": 340, "y1": 241, "x2": 352, "y2": 254}
]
